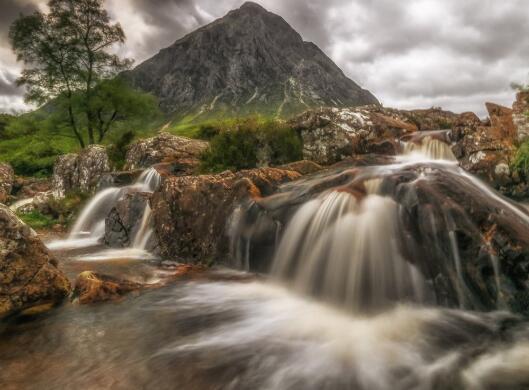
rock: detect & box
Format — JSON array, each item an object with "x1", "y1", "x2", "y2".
[
  {"x1": 151, "y1": 167, "x2": 301, "y2": 263},
  {"x1": 451, "y1": 112, "x2": 482, "y2": 142},
  {"x1": 486, "y1": 102, "x2": 516, "y2": 140},
  {"x1": 280, "y1": 160, "x2": 323, "y2": 175},
  {"x1": 513, "y1": 91, "x2": 529, "y2": 142},
  {"x1": 72, "y1": 271, "x2": 143, "y2": 304},
  {"x1": 0, "y1": 204, "x2": 70, "y2": 318},
  {"x1": 0, "y1": 162, "x2": 14, "y2": 203},
  {"x1": 52, "y1": 145, "x2": 110, "y2": 198},
  {"x1": 404, "y1": 108, "x2": 460, "y2": 130},
  {"x1": 293, "y1": 106, "x2": 418, "y2": 165},
  {"x1": 454, "y1": 125, "x2": 515, "y2": 186},
  {"x1": 124, "y1": 132, "x2": 208, "y2": 172},
  {"x1": 105, "y1": 190, "x2": 158, "y2": 251},
  {"x1": 11, "y1": 177, "x2": 51, "y2": 199}
]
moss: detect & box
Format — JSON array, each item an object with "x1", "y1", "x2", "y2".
[{"x1": 17, "y1": 211, "x2": 57, "y2": 230}]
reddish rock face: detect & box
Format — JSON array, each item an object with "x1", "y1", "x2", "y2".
[
  {"x1": 151, "y1": 167, "x2": 301, "y2": 263},
  {"x1": 0, "y1": 163, "x2": 14, "y2": 203},
  {"x1": 124, "y1": 132, "x2": 208, "y2": 172},
  {"x1": 486, "y1": 102, "x2": 516, "y2": 140},
  {"x1": 0, "y1": 204, "x2": 71, "y2": 318}
]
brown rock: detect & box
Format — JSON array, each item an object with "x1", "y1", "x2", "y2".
[
  {"x1": 486, "y1": 102, "x2": 516, "y2": 140},
  {"x1": 72, "y1": 271, "x2": 143, "y2": 304},
  {"x1": 151, "y1": 167, "x2": 301, "y2": 262},
  {"x1": 280, "y1": 160, "x2": 323, "y2": 175},
  {"x1": 0, "y1": 204, "x2": 71, "y2": 318},
  {"x1": 124, "y1": 132, "x2": 208, "y2": 171}
]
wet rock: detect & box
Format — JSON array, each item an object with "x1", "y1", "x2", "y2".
[
  {"x1": 72, "y1": 271, "x2": 143, "y2": 304},
  {"x1": 279, "y1": 160, "x2": 322, "y2": 175},
  {"x1": 293, "y1": 106, "x2": 418, "y2": 165},
  {"x1": 151, "y1": 167, "x2": 301, "y2": 263},
  {"x1": 104, "y1": 191, "x2": 157, "y2": 251},
  {"x1": 404, "y1": 107, "x2": 460, "y2": 130},
  {"x1": 124, "y1": 132, "x2": 208, "y2": 171},
  {"x1": 0, "y1": 204, "x2": 70, "y2": 318},
  {"x1": 0, "y1": 162, "x2": 14, "y2": 203},
  {"x1": 513, "y1": 91, "x2": 529, "y2": 142},
  {"x1": 52, "y1": 145, "x2": 110, "y2": 198}
]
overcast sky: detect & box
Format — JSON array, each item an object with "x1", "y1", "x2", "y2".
[{"x1": 1, "y1": 0, "x2": 528, "y2": 116}]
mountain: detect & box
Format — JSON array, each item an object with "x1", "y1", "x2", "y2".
[{"x1": 126, "y1": 2, "x2": 378, "y2": 120}]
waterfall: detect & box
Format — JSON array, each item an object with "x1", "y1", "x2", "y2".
[
  {"x1": 272, "y1": 191, "x2": 429, "y2": 312},
  {"x1": 47, "y1": 168, "x2": 161, "y2": 255},
  {"x1": 401, "y1": 135, "x2": 457, "y2": 161},
  {"x1": 230, "y1": 134, "x2": 511, "y2": 313}
]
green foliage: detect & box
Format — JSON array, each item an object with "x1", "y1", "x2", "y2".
[
  {"x1": 513, "y1": 140, "x2": 529, "y2": 177},
  {"x1": 9, "y1": 0, "x2": 134, "y2": 147},
  {"x1": 107, "y1": 130, "x2": 135, "y2": 169},
  {"x1": 17, "y1": 210, "x2": 57, "y2": 230},
  {"x1": 200, "y1": 117, "x2": 302, "y2": 173},
  {"x1": 0, "y1": 114, "x2": 14, "y2": 138}
]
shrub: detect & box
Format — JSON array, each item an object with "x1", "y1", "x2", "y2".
[
  {"x1": 513, "y1": 140, "x2": 529, "y2": 177},
  {"x1": 200, "y1": 118, "x2": 302, "y2": 173}
]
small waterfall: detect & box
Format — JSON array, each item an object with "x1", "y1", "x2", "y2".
[
  {"x1": 402, "y1": 135, "x2": 457, "y2": 161},
  {"x1": 47, "y1": 168, "x2": 161, "y2": 254},
  {"x1": 272, "y1": 191, "x2": 429, "y2": 312}
]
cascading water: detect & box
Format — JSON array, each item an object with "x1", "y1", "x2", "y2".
[
  {"x1": 230, "y1": 131, "x2": 520, "y2": 314},
  {"x1": 47, "y1": 167, "x2": 161, "y2": 258}
]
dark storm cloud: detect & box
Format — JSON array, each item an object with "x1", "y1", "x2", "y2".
[
  {"x1": 0, "y1": 0, "x2": 39, "y2": 45},
  {"x1": 1, "y1": 0, "x2": 529, "y2": 114}
]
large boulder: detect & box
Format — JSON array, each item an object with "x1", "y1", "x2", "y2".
[
  {"x1": 0, "y1": 162, "x2": 14, "y2": 203},
  {"x1": 513, "y1": 91, "x2": 529, "y2": 142},
  {"x1": 52, "y1": 145, "x2": 110, "y2": 198},
  {"x1": 293, "y1": 106, "x2": 418, "y2": 165},
  {"x1": 0, "y1": 204, "x2": 70, "y2": 318},
  {"x1": 151, "y1": 167, "x2": 301, "y2": 263},
  {"x1": 124, "y1": 132, "x2": 208, "y2": 172}
]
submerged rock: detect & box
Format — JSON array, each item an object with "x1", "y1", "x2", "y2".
[
  {"x1": 0, "y1": 162, "x2": 14, "y2": 203},
  {"x1": 124, "y1": 132, "x2": 208, "y2": 172},
  {"x1": 0, "y1": 204, "x2": 70, "y2": 318},
  {"x1": 52, "y1": 145, "x2": 110, "y2": 198},
  {"x1": 151, "y1": 167, "x2": 301, "y2": 263},
  {"x1": 72, "y1": 271, "x2": 143, "y2": 304}
]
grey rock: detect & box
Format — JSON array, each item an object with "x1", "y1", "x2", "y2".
[{"x1": 52, "y1": 145, "x2": 110, "y2": 198}]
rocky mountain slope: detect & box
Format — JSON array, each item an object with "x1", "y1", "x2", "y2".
[{"x1": 126, "y1": 2, "x2": 378, "y2": 119}]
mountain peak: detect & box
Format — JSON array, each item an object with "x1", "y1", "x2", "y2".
[
  {"x1": 239, "y1": 2, "x2": 267, "y2": 12},
  {"x1": 127, "y1": 3, "x2": 378, "y2": 118}
]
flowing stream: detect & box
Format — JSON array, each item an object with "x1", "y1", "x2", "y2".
[
  {"x1": 4, "y1": 133, "x2": 529, "y2": 389},
  {"x1": 47, "y1": 168, "x2": 161, "y2": 260}
]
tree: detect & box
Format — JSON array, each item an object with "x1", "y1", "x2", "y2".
[{"x1": 9, "y1": 0, "x2": 143, "y2": 147}]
